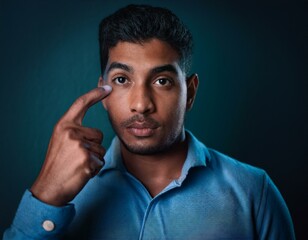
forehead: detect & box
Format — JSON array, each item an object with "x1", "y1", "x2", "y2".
[{"x1": 105, "y1": 39, "x2": 182, "y2": 75}]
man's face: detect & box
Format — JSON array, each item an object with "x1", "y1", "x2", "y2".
[{"x1": 101, "y1": 39, "x2": 193, "y2": 155}]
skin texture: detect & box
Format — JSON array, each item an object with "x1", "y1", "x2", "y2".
[
  {"x1": 30, "y1": 38, "x2": 199, "y2": 205},
  {"x1": 30, "y1": 87, "x2": 112, "y2": 206},
  {"x1": 100, "y1": 39, "x2": 199, "y2": 196}
]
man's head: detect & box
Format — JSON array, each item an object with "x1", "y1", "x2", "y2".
[
  {"x1": 98, "y1": 5, "x2": 198, "y2": 155},
  {"x1": 99, "y1": 4, "x2": 193, "y2": 76}
]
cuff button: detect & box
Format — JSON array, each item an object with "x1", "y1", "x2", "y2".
[{"x1": 42, "y1": 220, "x2": 55, "y2": 232}]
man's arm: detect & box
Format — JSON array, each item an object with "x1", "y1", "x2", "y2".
[
  {"x1": 3, "y1": 190, "x2": 75, "y2": 240},
  {"x1": 256, "y1": 173, "x2": 296, "y2": 239},
  {"x1": 3, "y1": 86, "x2": 112, "y2": 239}
]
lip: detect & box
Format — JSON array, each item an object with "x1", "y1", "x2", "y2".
[
  {"x1": 127, "y1": 127, "x2": 156, "y2": 137},
  {"x1": 126, "y1": 122, "x2": 159, "y2": 137}
]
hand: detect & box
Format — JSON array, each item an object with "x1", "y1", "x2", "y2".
[{"x1": 30, "y1": 86, "x2": 112, "y2": 206}]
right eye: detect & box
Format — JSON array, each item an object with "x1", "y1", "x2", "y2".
[{"x1": 113, "y1": 76, "x2": 128, "y2": 85}]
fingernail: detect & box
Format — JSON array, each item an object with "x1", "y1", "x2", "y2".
[{"x1": 100, "y1": 85, "x2": 112, "y2": 92}]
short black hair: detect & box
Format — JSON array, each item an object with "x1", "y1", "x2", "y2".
[{"x1": 99, "y1": 4, "x2": 193, "y2": 75}]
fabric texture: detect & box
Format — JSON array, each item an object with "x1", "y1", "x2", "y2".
[{"x1": 4, "y1": 131, "x2": 295, "y2": 239}]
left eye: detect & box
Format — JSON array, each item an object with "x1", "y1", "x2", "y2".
[
  {"x1": 113, "y1": 76, "x2": 128, "y2": 84},
  {"x1": 154, "y1": 78, "x2": 172, "y2": 86}
]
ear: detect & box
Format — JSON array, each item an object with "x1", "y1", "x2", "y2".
[
  {"x1": 186, "y1": 74, "x2": 199, "y2": 111},
  {"x1": 98, "y1": 76, "x2": 108, "y2": 110}
]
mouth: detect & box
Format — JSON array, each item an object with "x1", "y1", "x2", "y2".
[
  {"x1": 124, "y1": 117, "x2": 161, "y2": 137},
  {"x1": 127, "y1": 127, "x2": 155, "y2": 137}
]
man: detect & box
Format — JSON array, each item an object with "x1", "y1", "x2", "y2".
[{"x1": 4, "y1": 4, "x2": 295, "y2": 239}]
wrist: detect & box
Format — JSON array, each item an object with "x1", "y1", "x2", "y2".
[{"x1": 30, "y1": 183, "x2": 68, "y2": 207}]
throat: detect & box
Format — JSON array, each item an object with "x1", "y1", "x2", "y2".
[
  {"x1": 121, "y1": 137, "x2": 188, "y2": 197},
  {"x1": 142, "y1": 177, "x2": 176, "y2": 197}
]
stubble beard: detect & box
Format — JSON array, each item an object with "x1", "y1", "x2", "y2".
[{"x1": 108, "y1": 114, "x2": 185, "y2": 156}]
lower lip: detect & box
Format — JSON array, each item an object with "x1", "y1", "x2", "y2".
[{"x1": 127, "y1": 127, "x2": 155, "y2": 137}]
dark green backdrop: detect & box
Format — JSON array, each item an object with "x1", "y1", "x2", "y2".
[{"x1": 1, "y1": 0, "x2": 307, "y2": 238}]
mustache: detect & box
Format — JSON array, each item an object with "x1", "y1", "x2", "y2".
[{"x1": 120, "y1": 115, "x2": 161, "y2": 129}]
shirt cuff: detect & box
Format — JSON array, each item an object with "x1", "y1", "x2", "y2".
[{"x1": 12, "y1": 189, "x2": 75, "y2": 238}]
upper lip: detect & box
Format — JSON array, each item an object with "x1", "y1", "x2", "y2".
[
  {"x1": 127, "y1": 121, "x2": 159, "y2": 129},
  {"x1": 122, "y1": 115, "x2": 161, "y2": 129}
]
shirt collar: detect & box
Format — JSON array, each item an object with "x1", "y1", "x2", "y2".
[
  {"x1": 177, "y1": 130, "x2": 208, "y2": 183},
  {"x1": 101, "y1": 136, "x2": 124, "y2": 172},
  {"x1": 100, "y1": 130, "x2": 210, "y2": 180}
]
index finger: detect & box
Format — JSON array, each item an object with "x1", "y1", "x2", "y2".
[{"x1": 63, "y1": 85, "x2": 112, "y2": 124}]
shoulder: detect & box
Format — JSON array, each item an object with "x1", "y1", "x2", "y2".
[
  {"x1": 188, "y1": 136, "x2": 295, "y2": 237},
  {"x1": 197, "y1": 147, "x2": 269, "y2": 201},
  {"x1": 186, "y1": 131, "x2": 267, "y2": 192},
  {"x1": 207, "y1": 148, "x2": 266, "y2": 180}
]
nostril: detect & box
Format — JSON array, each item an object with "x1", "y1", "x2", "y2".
[{"x1": 129, "y1": 93, "x2": 155, "y2": 114}]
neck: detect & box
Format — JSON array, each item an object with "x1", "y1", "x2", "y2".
[{"x1": 121, "y1": 131, "x2": 188, "y2": 197}]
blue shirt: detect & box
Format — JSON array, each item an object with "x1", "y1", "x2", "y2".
[{"x1": 4, "y1": 131, "x2": 295, "y2": 239}]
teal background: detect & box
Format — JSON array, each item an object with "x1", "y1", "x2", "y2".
[{"x1": 0, "y1": 0, "x2": 307, "y2": 238}]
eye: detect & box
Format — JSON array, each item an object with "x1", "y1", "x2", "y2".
[
  {"x1": 154, "y1": 78, "x2": 172, "y2": 86},
  {"x1": 113, "y1": 76, "x2": 128, "y2": 85}
]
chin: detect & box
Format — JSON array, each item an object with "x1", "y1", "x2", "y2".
[
  {"x1": 120, "y1": 132, "x2": 183, "y2": 156},
  {"x1": 122, "y1": 142, "x2": 170, "y2": 155}
]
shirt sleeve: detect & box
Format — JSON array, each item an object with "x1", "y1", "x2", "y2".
[
  {"x1": 256, "y1": 173, "x2": 296, "y2": 239},
  {"x1": 3, "y1": 190, "x2": 75, "y2": 240}
]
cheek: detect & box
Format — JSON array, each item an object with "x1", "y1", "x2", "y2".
[
  {"x1": 161, "y1": 93, "x2": 186, "y2": 121},
  {"x1": 170, "y1": 88, "x2": 187, "y2": 111},
  {"x1": 102, "y1": 91, "x2": 119, "y2": 110},
  {"x1": 103, "y1": 94, "x2": 126, "y2": 118}
]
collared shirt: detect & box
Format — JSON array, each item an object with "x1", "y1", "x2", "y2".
[{"x1": 4, "y1": 131, "x2": 295, "y2": 239}]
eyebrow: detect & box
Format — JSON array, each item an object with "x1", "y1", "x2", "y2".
[
  {"x1": 150, "y1": 64, "x2": 178, "y2": 75},
  {"x1": 106, "y1": 62, "x2": 133, "y2": 74},
  {"x1": 106, "y1": 62, "x2": 179, "y2": 76}
]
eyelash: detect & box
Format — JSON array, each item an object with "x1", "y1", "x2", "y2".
[
  {"x1": 111, "y1": 76, "x2": 174, "y2": 87},
  {"x1": 154, "y1": 78, "x2": 173, "y2": 86},
  {"x1": 112, "y1": 76, "x2": 128, "y2": 85}
]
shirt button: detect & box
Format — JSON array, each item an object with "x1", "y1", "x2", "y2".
[{"x1": 42, "y1": 220, "x2": 55, "y2": 232}]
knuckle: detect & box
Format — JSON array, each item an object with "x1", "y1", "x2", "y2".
[
  {"x1": 64, "y1": 127, "x2": 78, "y2": 140},
  {"x1": 84, "y1": 168, "x2": 92, "y2": 177},
  {"x1": 80, "y1": 149, "x2": 90, "y2": 162},
  {"x1": 53, "y1": 121, "x2": 64, "y2": 133},
  {"x1": 77, "y1": 151, "x2": 91, "y2": 168},
  {"x1": 92, "y1": 128, "x2": 103, "y2": 139},
  {"x1": 76, "y1": 140, "x2": 85, "y2": 149},
  {"x1": 75, "y1": 95, "x2": 88, "y2": 108},
  {"x1": 91, "y1": 151, "x2": 100, "y2": 160},
  {"x1": 92, "y1": 144, "x2": 104, "y2": 156},
  {"x1": 53, "y1": 121, "x2": 79, "y2": 141}
]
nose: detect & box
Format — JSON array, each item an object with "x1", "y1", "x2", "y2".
[{"x1": 129, "y1": 84, "x2": 155, "y2": 115}]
